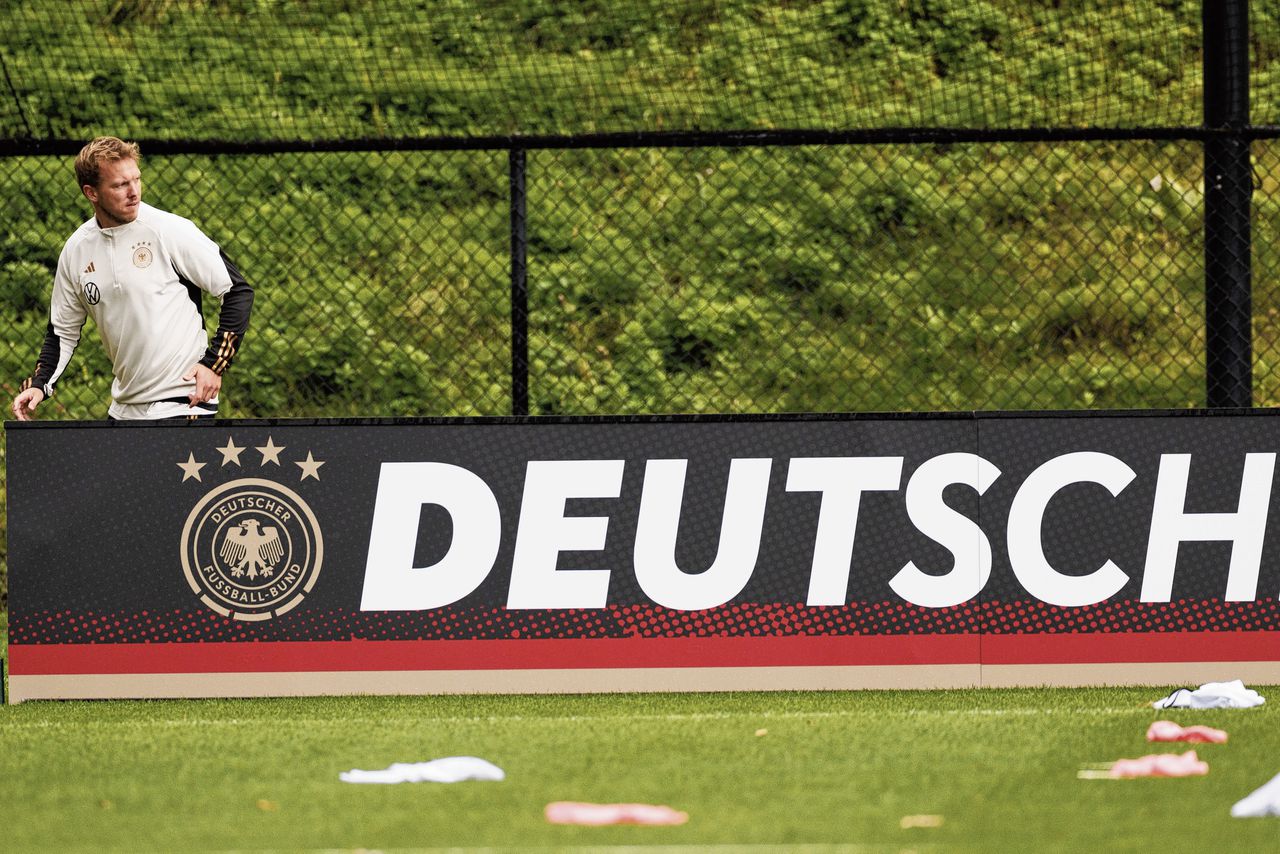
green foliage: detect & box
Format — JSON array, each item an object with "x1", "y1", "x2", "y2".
[
  {"x1": 1, "y1": 0, "x2": 1208, "y2": 139},
  {"x1": 0, "y1": 140, "x2": 1221, "y2": 420},
  {"x1": 513, "y1": 140, "x2": 1212, "y2": 415}
]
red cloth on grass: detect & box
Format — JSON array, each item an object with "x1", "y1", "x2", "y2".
[
  {"x1": 1109, "y1": 750, "x2": 1208, "y2": 778},
  {"x1": 1146, "y1": 720, "x2": 1228, "y2": 744},
  {"x1": 544, "y1": 801, "x2": 689, "y2": 826}
]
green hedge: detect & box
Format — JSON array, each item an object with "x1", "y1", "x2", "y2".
[{"x1": 3, "y1": 0, "x2": 1213, "y2": 139}]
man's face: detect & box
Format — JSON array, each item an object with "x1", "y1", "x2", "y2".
[{"x1": 84, "y1": 157, "x2": 142, "y2": 227}]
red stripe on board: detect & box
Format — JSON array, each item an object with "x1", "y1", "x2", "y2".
[
  {"x1": 9, "y1": 635, "x2": 978, "y2": 676},
  {"x1": 982, "y1": 631, "x2": 1280, "y2": 664},
  {"x1": 9, "y1": 631, "x2": 1279, "y2": 676}
]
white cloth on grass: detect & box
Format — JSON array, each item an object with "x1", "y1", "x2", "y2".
[
  {"x1": 1231, "y1": 772, "x2": 1280, "y2": 818},
  {"x1": 339, "y1": 756, "x2": 505, "y2": 784},
  {"x1": 1152, "y1": 679, "x2": 1265, "y2": 709}
]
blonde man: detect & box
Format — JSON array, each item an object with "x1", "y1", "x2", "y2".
[{"x1": 12, "y1": 136, "x2": 254, "y2": 421}]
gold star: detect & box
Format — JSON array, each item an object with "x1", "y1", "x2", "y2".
[
  {"x1": 295, "y1": 451, "x2": 325, "y2": 481},
  {"x1": 216, "y1": 436, "x2": 245, "y2": 466},
  {"x1": 178, "y1": 452, "x2": 206, "y2": 483},
  {"x1": 256, "y1": 436, "x2": 285, "y2": 466}
]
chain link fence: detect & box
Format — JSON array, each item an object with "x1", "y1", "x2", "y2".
[
  {"x1": 2, "y1": 139, "x2": 1216, "y2": 419},
  {"x1": 3, "y1": 1, "x2": 1270, "y2": 421},
  {"x1": 526, "y1": 140, "x2": 1209, "y2": 414},
  {"x1": 2, "y1": 1, "x2": 1209, "y2": 138},
  {"x1": 3, "y1": 148, "x2": 517, "y2": 418},
  {"x1": 1255, "y1": 138, "x2": 1280, "y2": 407}
]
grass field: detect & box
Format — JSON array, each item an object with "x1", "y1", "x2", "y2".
[{"x1": 1, "y1": 680, "x2": 1277, "y2": 852}]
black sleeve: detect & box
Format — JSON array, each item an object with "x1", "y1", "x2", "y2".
[
  {"x1": 23, "y1": 322, "x2": 64, "y2": 396},
  {"x1": 197, "y1": 251, "x2": 254, "y2": 375}
]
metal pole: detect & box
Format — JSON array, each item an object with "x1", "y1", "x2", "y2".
[
  {"x1": 1203, "y1": 0, "x2": 1252, "y2": 408},
  {"x1": 509, "y1": 148, "x2": 529, "y2": 416}
]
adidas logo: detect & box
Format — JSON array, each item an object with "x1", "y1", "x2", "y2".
[{"x1": 84, "y1": 261, "x2": 96, "y2": 274}]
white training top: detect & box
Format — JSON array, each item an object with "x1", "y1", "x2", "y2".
[{"x1": 45, "y1": 202, "x2": 238, "y2": 419}]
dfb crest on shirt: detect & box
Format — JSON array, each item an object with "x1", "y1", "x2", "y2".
[{"x1": 131, "y1": 241, "x2": 154, "y2": 268}]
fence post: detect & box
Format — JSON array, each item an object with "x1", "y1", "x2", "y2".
[
  {"x1": 1203, "y1": 0, "x2": 1252, "y2": 408},
  {"x1": 510, "y1": 148, "x2": 529, "y2": 416}
]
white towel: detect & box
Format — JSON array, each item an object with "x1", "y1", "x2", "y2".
[
  {"x1": 1231, "y1": 772, "x2": 1280, "y2": 818},
  {"x1": 339, "y1": 756, "x2": 506, "y2": 784},
  {"x1": 1152, "y1": 679, "x2": 1265, "y2": 709}
]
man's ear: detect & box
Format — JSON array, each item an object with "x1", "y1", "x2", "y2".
[{"x1": 82, "y1": 184, "x2": 97, "y2": 203}]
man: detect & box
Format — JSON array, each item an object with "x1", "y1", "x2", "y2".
[{"x1": 11, "y1": 136, "x2": 253, "y2": 421}]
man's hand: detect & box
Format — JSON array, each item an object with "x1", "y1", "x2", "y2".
[
  {"x1": 183, "y1": 363, "x2": 222, "y2": 407},
  {"x1": 12, "y1": 387, "x2": 45, "y2": 421}
]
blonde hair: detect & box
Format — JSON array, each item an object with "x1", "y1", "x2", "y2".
[{"x1": 74, "y1": 136, "x2": 141, "y2": 188}]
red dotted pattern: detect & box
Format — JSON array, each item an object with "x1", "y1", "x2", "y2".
[
  {"x1": 10, "y1": 599, "x2": 1280, "y2": 644},
  {"x1": 981, "y1": 600, "x2": 1280, "y2": 634}
]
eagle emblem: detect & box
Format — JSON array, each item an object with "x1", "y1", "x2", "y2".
[
  {"x1": 182, "y1": 476, "x2": 324, "y2": 621},
  {"x1": 218, "y1": 519, "x2": 285, "y2": 579}
]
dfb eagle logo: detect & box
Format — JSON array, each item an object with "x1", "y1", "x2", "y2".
[
  {"x1": 218, "y1": 519, "x2": 285, "y2": 579},
  {"x1": 182, "y1": 476, "x2": 324, "y2": 621}
]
